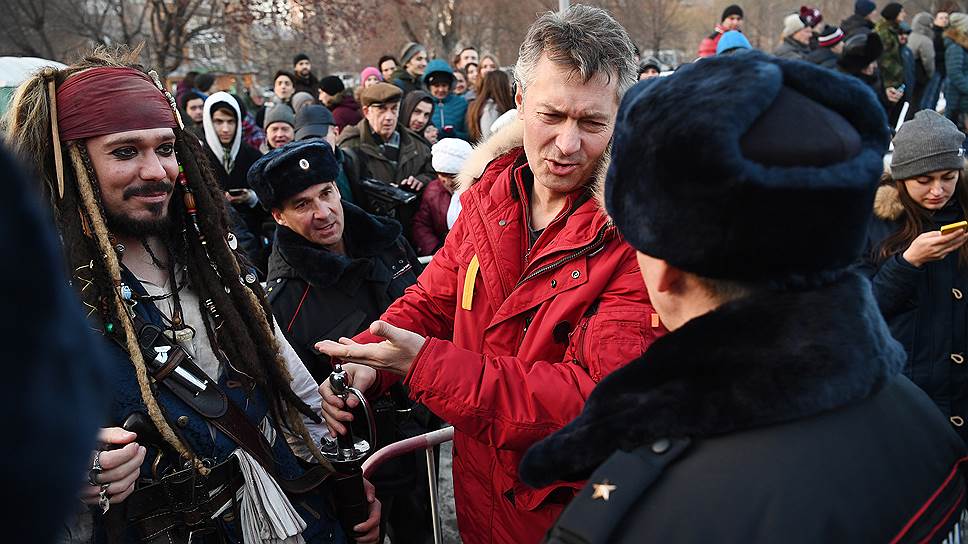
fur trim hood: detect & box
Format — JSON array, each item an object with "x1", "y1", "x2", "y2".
[
  {"x1": 519, "y1": 271, "x2": 905, "y2": 488},
  {"x1": 455, "y1": 118, "x2": 611, "y2": 212},
  {"x1": 945, "y1": 25, "x2": 968, "y2": 50},
  {"x1": 873, "y1": 184, "x2": 905, "y2": 221}
]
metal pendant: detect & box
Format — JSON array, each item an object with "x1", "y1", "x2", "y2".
[
  {"x1": 98, "y1": 484, "x2": 110, "y2": 514},
  {"x1": 164, "y1": 327, "x2": 196, "y2": 343},
  {"x1": 226, "y1": 232, "x2": 238, "y2": 250}
]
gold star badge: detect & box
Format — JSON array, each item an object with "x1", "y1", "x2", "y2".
[{"x1": 591, "y1": 480, "x2": 617, "y2": 501}]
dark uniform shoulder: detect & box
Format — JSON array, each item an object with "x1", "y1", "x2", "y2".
[
  {"x1": 545, "y1": 438, "x2": 691, "y2": 544},
  {"x1": 266, "y1": 276, "x2": 296, "y2": 305}
]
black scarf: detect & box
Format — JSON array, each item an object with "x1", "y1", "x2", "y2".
[{"x1": 273, "y1": 202, "x2": 402, "y2": 289}]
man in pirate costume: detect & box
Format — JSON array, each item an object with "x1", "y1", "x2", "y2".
[{"x1": 3, "y1": 49, "x2": 381, "y2": 544}]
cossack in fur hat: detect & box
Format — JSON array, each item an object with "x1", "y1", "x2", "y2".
[
  {"x1": 247, "y1": 139, "x2": 339, "y2": 210},
  {"x1": 606, "y1": 51, "x2": 889, "y2": 283}
]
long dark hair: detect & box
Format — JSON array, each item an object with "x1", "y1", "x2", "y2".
[
  {"x1": 467, "y1": 70, "x2": 514, "y2": 142},
  {"x1": 876, "y1": 170, "x2": 968, "y2": 269}
]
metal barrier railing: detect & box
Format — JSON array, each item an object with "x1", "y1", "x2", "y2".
[{"x1": 361, "y1": 426, "x2": 455, "y2": 544}]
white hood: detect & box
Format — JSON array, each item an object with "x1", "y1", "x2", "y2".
[{"x1": 201, "y1": 91, "x2": 241, "y2": 173}]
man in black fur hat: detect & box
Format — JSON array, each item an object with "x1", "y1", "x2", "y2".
[
  {"x1": 520, "y1": 51, "x2": 968, "y2": 543},
  {"x1": 254, "y1": 139, "x2": 434, "y2": 543}
]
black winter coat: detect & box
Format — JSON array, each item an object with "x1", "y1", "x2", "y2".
[
  {"x1": 203, "y1": 143, "x2": 271, "y2": 272},
  {"x1": 841, "y1": 13, "x2": 876, "y2": 36},
  {"x1": 266, "y1": 204, "x2": 427, "y2": 497},
  {"x1": 204, "y1": 141, "x2": 263, "y2": 193},
  {"x1": 266, "y1": 202, "x2": 422, "y2": 382},
  {"x1": 521, "y1": 272, "x2": 968, "y2": 543},
  {"x1": 293, "y1": 72, "x2": 319, "y2": 96},
  {"x1": 862, "y1": 185, "x2": 968, "y2": 441},
  {"x1": 936, "y1": 25, "x2": 949, "y2": 77}
]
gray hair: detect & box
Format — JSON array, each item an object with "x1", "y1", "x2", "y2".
[{"x1": 514, "y1": 4, "x2": 637, "y2": 98}]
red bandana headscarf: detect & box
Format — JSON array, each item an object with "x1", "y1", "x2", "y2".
[{"x1": 56, "y1": 67, "x2": 178, "y2": 141}]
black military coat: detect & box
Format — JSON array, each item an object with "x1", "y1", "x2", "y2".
[{"x1": 521, "y1": 272, "x2": 968, "y2": 543}]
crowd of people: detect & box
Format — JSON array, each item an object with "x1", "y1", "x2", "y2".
[
  {"x1": 8, "y1": 1, "x2": 968, "y2": 544},
  {"x1": 692, "y1": 1, "x2": 961, "y2": 129},
  {"x1": 171, "y1": 42, "x2": 516, "y2": 278}
]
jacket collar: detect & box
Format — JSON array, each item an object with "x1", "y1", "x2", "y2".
[
  {"x1": 783, "y1": 36, "x2": 812, "y2": 51},
  {"x1": 519, "y1": 271, "x2": 905, "y2": 488},
  {"x1": 877, "y1": 18, "x2": 901, "y2": 33},
  {"x1": 873, "y1": 184, "x2": 905, "y2": 221},
  {"x1": 269, "y1": 202, "x2": 402, "y2": 289},
  {"x1": 341, "y1": 119, "x2": 421, "y2": 157},
  {"x1": 946, "y1": 27, "x2": 968, "y2": 50},
  {"x1": 873, "y1": 184, "x2": 965, "y2": 224}
]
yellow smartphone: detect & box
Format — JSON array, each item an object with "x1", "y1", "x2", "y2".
[{"x1": 940, "y1": 221, "x2": 968, "y2": 235}]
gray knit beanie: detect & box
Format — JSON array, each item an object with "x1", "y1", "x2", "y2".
[
  {"x1": 399, "y1": 42, "x2": 426, "y2": 66},
  {"x1": 263, "y1": 104, "x2": 295, "y2": 129},
  {"x1": 891, "y1": 110, "x2": 965, "y2": 179}
]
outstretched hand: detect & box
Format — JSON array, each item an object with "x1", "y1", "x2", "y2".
[{"x1": 315, "y1": 320, "x2": 426, "y2": 376}]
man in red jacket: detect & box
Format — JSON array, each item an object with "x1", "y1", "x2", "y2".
[
  {"x1": 316, "y1": 5, "x2": 663, "y2": 543},
  {"x1": 698, "y1": 4, "x2": 745, "y2": 58}
]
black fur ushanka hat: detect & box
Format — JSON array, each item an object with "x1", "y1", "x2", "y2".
[
  {"x1": 248, "y1": 139, "x2": 339, "y2": 210},
  {"x1": 605, "y1": 52, "x2": 890, "y2": 284}
]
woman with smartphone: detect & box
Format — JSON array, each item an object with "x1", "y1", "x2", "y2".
[{"x1": 863, "y1": 109, "x2": 968, "y2": 441}]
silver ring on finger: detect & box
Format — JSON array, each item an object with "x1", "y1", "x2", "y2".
[
  {"x1": 98, "y1": 483, "x2": 111, "y2": 514},
  {"x1": 88, "y1": 450, "x2": 104, "y2": 487}
]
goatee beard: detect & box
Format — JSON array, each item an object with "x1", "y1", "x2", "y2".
[{"x1": 104, "y1": 205, "x2": 172, "y2": 237}]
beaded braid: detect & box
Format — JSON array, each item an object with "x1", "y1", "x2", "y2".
[
  {"x1": 69, "y1": 141, "x2": 205, "y2": 474},
  {"x1": 171, "y1": 134, "x2": 331, "y2": 467}
]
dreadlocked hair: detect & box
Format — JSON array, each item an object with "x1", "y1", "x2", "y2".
[
  {"x1": 173, "y1": 133, "x2": 328, "y2": 465},
  {"x1": 3, "y1": 45, "x2": 329, "y2": 469}
]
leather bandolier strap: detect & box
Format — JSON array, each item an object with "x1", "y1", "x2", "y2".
[
  {"x1": 111, "y1": 311, "x2": 333, "y2": 541},
  {"x1": 130, "y1": 316, "x2": 332, "y2": 493}
]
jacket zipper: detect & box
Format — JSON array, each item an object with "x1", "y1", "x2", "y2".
[{"x1": 514, "y1": 224, "x2": 611, "y2": 289}]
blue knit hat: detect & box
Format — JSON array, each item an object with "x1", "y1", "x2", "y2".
[
  {"x1": 606, "y1": 51, "x2": 889, "y2": 283},
  {"x1": 855, "y1": 0, "x2": 876, "y2": 16},
  {"x1": 716, "y1": 30, "x2": 752, "y2": 55}
]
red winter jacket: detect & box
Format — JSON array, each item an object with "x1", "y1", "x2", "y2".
[
  {"x1": 330, "y1": 92, "x2": 363, "y2": 130},
  {"x1": 697, "y1": 25, "x2": 727, "y2": 57},
  {"x1": 357, "y1": 126, "x2": 664, "y2": 543}
]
